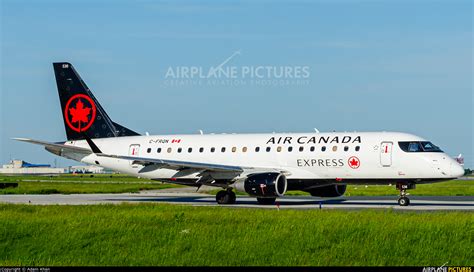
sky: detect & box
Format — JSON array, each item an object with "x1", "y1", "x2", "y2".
[{"x1": 1, "y1": 0, "x2": 473, "y2": 168}]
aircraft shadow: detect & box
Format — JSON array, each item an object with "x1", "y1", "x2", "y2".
[{"x1": 104, "y1": 196, "x2": 474, "y2": 207}]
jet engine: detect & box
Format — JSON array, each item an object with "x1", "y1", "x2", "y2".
[
  {"x1": 233, "y1": 172, "x2": 287, "y2": 197},
  {"x1": 305, "y1": 184, "x2": 346, "y2": 197}
]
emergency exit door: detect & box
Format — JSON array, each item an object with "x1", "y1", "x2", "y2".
[{"x1": 380, "y1": 142, "x2": 393, "y2": 167}]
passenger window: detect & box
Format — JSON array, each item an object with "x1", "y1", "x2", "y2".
[
  {"x1": 277, "y1": 146, "x2": 282, "y2": 152},
  {"x1": 332, "y1": 146, "x2": 337, "y2": 152},
  {"x1": 232, "y1": 147, "x2": 237, "y2": 152},
  {"x1": 188, "y1": 147, "x2": 192, "y2": 153},
  {"x1": 211, "y1": 147, "x2": 215, "y2": 153},
  {"x1": 199, "y1": 147, "x2": 204, "y2": 153},
  {"x1": 242, "y1": 147, "x2": 248, "y2": 152},
  {"x1": 266, "y1": 147, "x2": 271, "y2": 152},
  {"x1": 344, "y1": 146, "x2": 349, "y2": 152},
  {"x1": 299, "y1": 146, "x2": 304, "y2": 152},
  {"x1": 157, "y1": 148, "x2": 161, "y2": 153},
  {"x1": 355, "y1": 146, "x2": 360, "y2": 151},
  {"x1": 322, "y1": 146, "x2": 326, "y2": 152},
  {"x1": 221, "y1": 147, "x2": 226, "y2": 152},
  {"x1": 310, "y1": 146, "x2": 315, "y2": 152},
  {"x1": 288, "y1": 146, "x2": 293, "y2": 152},
  {"x1": 147, "y1": 148, "x2": 151, "y2": 153},
  {"x1": 177, "y1": 148, "x2": 182, "y2": 153},
  {"x1": 255, "y1": 147, "x2": 260, "y2": 152},
  {"x1": 167, "y1": 147, "x2": 172, "y2": 153}
]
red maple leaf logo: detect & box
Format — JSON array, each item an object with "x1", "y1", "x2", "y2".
[
  {"x1": 348, "y1": 157, "x2": 360, "y2": 169},
  {"x1": 69, "y1": 99, "x2": 91, "y2": 126},
  {"x1": 350, "y1": 158, "x2": 359, "y2": 166},
  {"x1": 64, "y1": 94, "x2": 96, "y2": 132}
]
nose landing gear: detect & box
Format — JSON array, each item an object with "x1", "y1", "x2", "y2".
[
  {"x1": 396, "y1": 183, "x2": 415, "y2": 206},
  {"x1": 398, "y1": 196, "x2": 410, "y2": 206}
]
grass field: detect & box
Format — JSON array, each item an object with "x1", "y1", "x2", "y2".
[
  {"x1": 0, "y1": 204, "x2": 472, "y2": 266},
  {"x1": 0, "y1": 182, "x2": 179, "y2": 194},
  {"x1": 0, "y1": 174, "x2": 182, "y2": 194},
  {"x1": 0, "y1": 174, "x2": 163, "y2": 183}
]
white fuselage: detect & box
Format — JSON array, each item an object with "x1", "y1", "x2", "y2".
[{"x1": 63, "y1": 131, "x2": 464, "y2": 188}]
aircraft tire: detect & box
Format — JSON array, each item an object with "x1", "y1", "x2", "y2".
[
  {"x1": 398, "y1": 196, "x2": 410, "y2": 206},
  {"x1": 216, "y1": 190, "x2": 236, "y2": 205}
]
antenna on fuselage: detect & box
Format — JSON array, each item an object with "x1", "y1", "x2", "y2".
[
  {"x1": 314, "y1": 128, "x2": 320, "y2": 133},
  {"x1": 199, "y1": 130, "x2": 204, "y2": 135},
  {"x1": 145, "y1": 132, "x2": 150, "y2": 136}
]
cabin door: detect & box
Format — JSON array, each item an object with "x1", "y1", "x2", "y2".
[{"x1": 380, "y1": 142, "x2": 393, "y2": 167}]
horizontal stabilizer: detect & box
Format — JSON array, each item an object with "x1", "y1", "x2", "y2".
[{"x1": 12, "y1": 138, "x2": 92, "y2": 155}]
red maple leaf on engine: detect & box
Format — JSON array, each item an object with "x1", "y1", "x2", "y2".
[{"x1": 69, "y1": 99, "x2": 91, "y2": 125}]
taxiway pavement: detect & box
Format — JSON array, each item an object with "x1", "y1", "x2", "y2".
[{"x1": 0, "y1": 192, "x2": 472, "y2": 211}]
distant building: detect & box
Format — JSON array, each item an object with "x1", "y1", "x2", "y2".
[
  {"x1": 0, "y1": 160, "x2": 114, "y2": 175},
  {"x1": 68, "y1": 165, "x2": 112, "y2": 174},
  {"x1": 0, "y1": 160, "x2": 66, "y2": 175}
]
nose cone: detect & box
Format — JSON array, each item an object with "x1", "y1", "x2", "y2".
[{"x1": 450, "y1": 163, "x2": 465, "y2": 178}]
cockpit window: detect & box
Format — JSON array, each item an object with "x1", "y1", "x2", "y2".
[
  {"x1": 408, "y1": 142, "x2": 421, "y2": 152},
  {"x1": 398, "y1": 141, "x2": 443, "y2": 152},
  {"x1": 420, "y1": 141, "x2": 441, "y2": 152}
]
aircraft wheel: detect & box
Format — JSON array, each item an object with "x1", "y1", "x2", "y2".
[
  {"x1": 228, "y1": 190, "x2": 236, "y2": 204},
  {"x1": 216, "y1": 190, "x2": 236, "y2": 205},
  {"x1": 257, "y1": 197, "x2": 276, "y2": 205},
  {"x1": 398, "y1": 196, "x2": 410, "y2": 206}
]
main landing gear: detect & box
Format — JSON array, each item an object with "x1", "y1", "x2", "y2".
[
  {"x1": 216, "y1": 188, "x2": 236, "y2": 205},
  {"x1": 397, "y1": 183, "x2": 415, "y2": 206}
]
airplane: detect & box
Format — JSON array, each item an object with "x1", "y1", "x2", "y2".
[{"x1": 14, "y1": 62, "x2": 465, "y2": 206}]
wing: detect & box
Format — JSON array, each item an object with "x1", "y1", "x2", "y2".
[
  {"x1": 97, "y1": 153, "x2": 244, "y2": 172},
  {"x1": 97, "y1": 153, "x2": 286, "y2": 187}
]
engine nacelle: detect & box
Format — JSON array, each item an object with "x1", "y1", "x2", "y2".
[
  {"x1": 306, "y1": 184, "x2": 347, "y2": 197},
  {"x1": 233, "y1": 172, "x2": 287, "y2": 197}
]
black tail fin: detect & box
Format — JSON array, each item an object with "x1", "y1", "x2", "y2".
[{"x1": 53, "y1": 62, "x2": 140, "y2": 141}]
